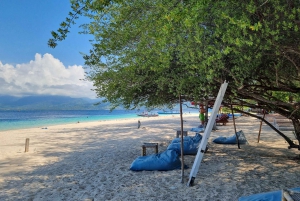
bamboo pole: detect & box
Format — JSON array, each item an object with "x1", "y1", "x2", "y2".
[
  {"x1": 205, "y1": 100, "x2": 208, "y2": 128},
  {"x1": 257, "y1": 109, "x2": 266, "y2": 143},
  {"x1": 25, "y1": 138, "x2": 30, "y2": 152},
  {"x1": 179, "y1": 95, "x2": 184, "y2": 183}
]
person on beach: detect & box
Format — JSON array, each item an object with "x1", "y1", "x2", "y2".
[
  {"x1": 138, "y1": 120, "x2": 141, "y2": 129},
  {"x1": 199, "y1": 105, "x2": 205, "y2": 126}
]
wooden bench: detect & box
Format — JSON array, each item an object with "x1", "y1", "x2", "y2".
[
  {"x1": 272, "y1": 117, "x2": 294, "y2": 131},
  {"x1": 141, "y1": 143, "x2": 158, "y2": 156},
  {"x1": 176, "y1": 131, "x2": 188, "y2": 138}
]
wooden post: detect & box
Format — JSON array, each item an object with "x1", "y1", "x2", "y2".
[
  {"x1": 205, "y1": 100, "x2": 209, "y2": 127},
  {"x1": 257, "y1": 109, "x2": 266, "y2": 143},
  {"x1": 25, "y1": 138, "x2": 29, "y2": 152},
  {"x1": 179, "y1": 95, "x2": 184, "y2": 183},
  {"x1": 230, "y1": 104, "x2": 240, "y2": 149},
  {"x1": 141, "y1": 145, "x2": 146, "y2": 156}
]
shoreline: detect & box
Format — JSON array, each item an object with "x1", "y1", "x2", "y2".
[
  {"x1": 0, "y1": 114, "x2": 299, "y2": 200},
  {"x1": 0, "y1": 111, "x2": 198, "y2": 132}
]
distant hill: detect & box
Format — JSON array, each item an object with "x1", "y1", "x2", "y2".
[
  {"x1": 0, "y1": 95, "x2": 111, "y2": 110},
  {"x1": 0, "y1": 95, "x2": 197, "y2": 111}
]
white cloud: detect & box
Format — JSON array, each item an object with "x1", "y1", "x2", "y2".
[{"x1": 0, "y1": 53, "x2": 96, "y2": 98}]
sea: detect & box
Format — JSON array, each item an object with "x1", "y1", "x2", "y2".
[
  {"x1": 0, "y1": 110, "x2": 140, "y2": 131},
  {"x1": 0, "y1": 109, "x2": 198, "y2": 131}
]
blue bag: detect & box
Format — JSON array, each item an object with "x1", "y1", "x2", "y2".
[{"x1": 190, "y1": 127, "x2": 204, "y2": 133}]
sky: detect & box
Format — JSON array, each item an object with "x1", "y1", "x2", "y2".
[{"x1": 0, "y1": 0, "x2": 97, "y2": 98}]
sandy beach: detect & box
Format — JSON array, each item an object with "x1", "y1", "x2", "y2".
[{"x1": 0, "y1": 113, "x2": 299, "y2": 201}]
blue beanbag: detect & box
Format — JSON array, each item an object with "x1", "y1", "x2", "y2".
[
  {"x1": 213, "y1": 135, "x2": 237, "y2": 144},
  {"x1": 238, "y1": 187, "x2": 300, "y2": 201},
  {"x1": 171, "y1": 136, "x2": 193, "y2": 144},
  {"x1": 171, "y1": 133, "x2": 202, "y2": 144},
  {"x1": 130, "y1": 150, "x2": 182, "y2": 171},
  {"x1": 167, "y1": 133, "x2": 203, "y2": 155},
  {"x1": 190, "y1": 127, "x2": 204, "y2": 133},
  {"x1": 213, "y1": 131, "x2": 247, "y2": 144}
]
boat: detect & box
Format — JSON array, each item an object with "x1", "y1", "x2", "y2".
[
  {"x1": 157, "y1": 111, "x2": 180, "y2": 114},
  {"x1": 137, "y1": 111, "x2": 159, "y2": 117}
]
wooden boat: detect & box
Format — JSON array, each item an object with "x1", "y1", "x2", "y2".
[{"x1": 137, "y1": 111, "x2": 159, "y2": 117}]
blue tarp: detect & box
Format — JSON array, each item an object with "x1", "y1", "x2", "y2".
[
  {"x1": 130, "y1": 150, "x2": 182, "y2": 171},
  {"x1": 238, "y1": 187, "x2": 300, "y2": 201},
  {"x1": 167, "y1": 133, "x2": 202, "y2": 155}
]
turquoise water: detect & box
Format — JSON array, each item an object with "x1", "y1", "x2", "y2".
[
  {"x1": 0, "y1": 110, "x2": 140, "y2": 131},
  {"x1": 0, "y1": 109, "x2": 199, "y2": 131}
]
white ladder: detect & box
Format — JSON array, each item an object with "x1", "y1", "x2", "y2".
[{"x1": 187, "y1": 81, "x2": 228, "y2": 186}]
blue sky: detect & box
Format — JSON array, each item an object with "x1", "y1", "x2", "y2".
[
  {"x1": 0, "y1": 0, "x2": 92, "y2": 66},
  {"x1": 0, "y1": 0, "x2": 96, "y2": 98}
]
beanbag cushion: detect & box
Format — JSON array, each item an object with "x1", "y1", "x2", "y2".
[
  {"x1": 213, "y1": 130, "x2": 247, "y2": 144},
  {"x1": 171, "y1": 133, "x2": 202, "y2": 144},
  {"x1": 238, "y1": 187, "x2": 300, "y2": 201},
  {"x1": 167, "y1": 133, "x2": 203, "y2": 155},
  {"x1": 190, "y1": 127, "x2": 204, "y2": 133},
  {"x1": 213, "y1": 136, "x2": 237, "y2": 144},
  {"x1": 130, "y1": 150, "x2": 182, "y2": 171}
]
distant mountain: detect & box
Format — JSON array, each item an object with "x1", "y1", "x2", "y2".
[{"x1": 0, "y1": 95, "x2": 111, "y2": 110}]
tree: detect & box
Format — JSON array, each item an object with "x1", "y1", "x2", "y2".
[{"x1": 49, "y1": 0, "x2": 300, "y2": 148}]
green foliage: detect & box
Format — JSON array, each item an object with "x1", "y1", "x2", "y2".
[{"x1": 50, "y1": 0, "x2": 300, "y2": 121}]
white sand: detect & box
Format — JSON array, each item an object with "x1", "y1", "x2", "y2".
[{"x1": 0, "y1": 113, "x2": 299, "y2": 200}]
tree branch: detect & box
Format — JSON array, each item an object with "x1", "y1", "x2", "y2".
[{"x1": 223, "y1": 104, "x2": 297, "y2": 147}]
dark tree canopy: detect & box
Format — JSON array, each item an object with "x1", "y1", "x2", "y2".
[{"x1": 49, "y1": 0, "x2": 300, "y2": 147}]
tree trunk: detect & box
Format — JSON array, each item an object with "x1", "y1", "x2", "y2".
[
  {"x1": 291, "y1": 118, "x2": 300, "y2": 150},
  {"x1": 227, "y1": 106, "x2": 298, "y2": 148}
]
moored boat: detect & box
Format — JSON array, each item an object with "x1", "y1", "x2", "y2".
[{"x1": 137, "y1": 111, "x2": 159, "y2": 117}]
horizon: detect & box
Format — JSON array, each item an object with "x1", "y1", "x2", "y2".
[{"x1": 0, "y1": 95, "x2": 197, "y2": 112}]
